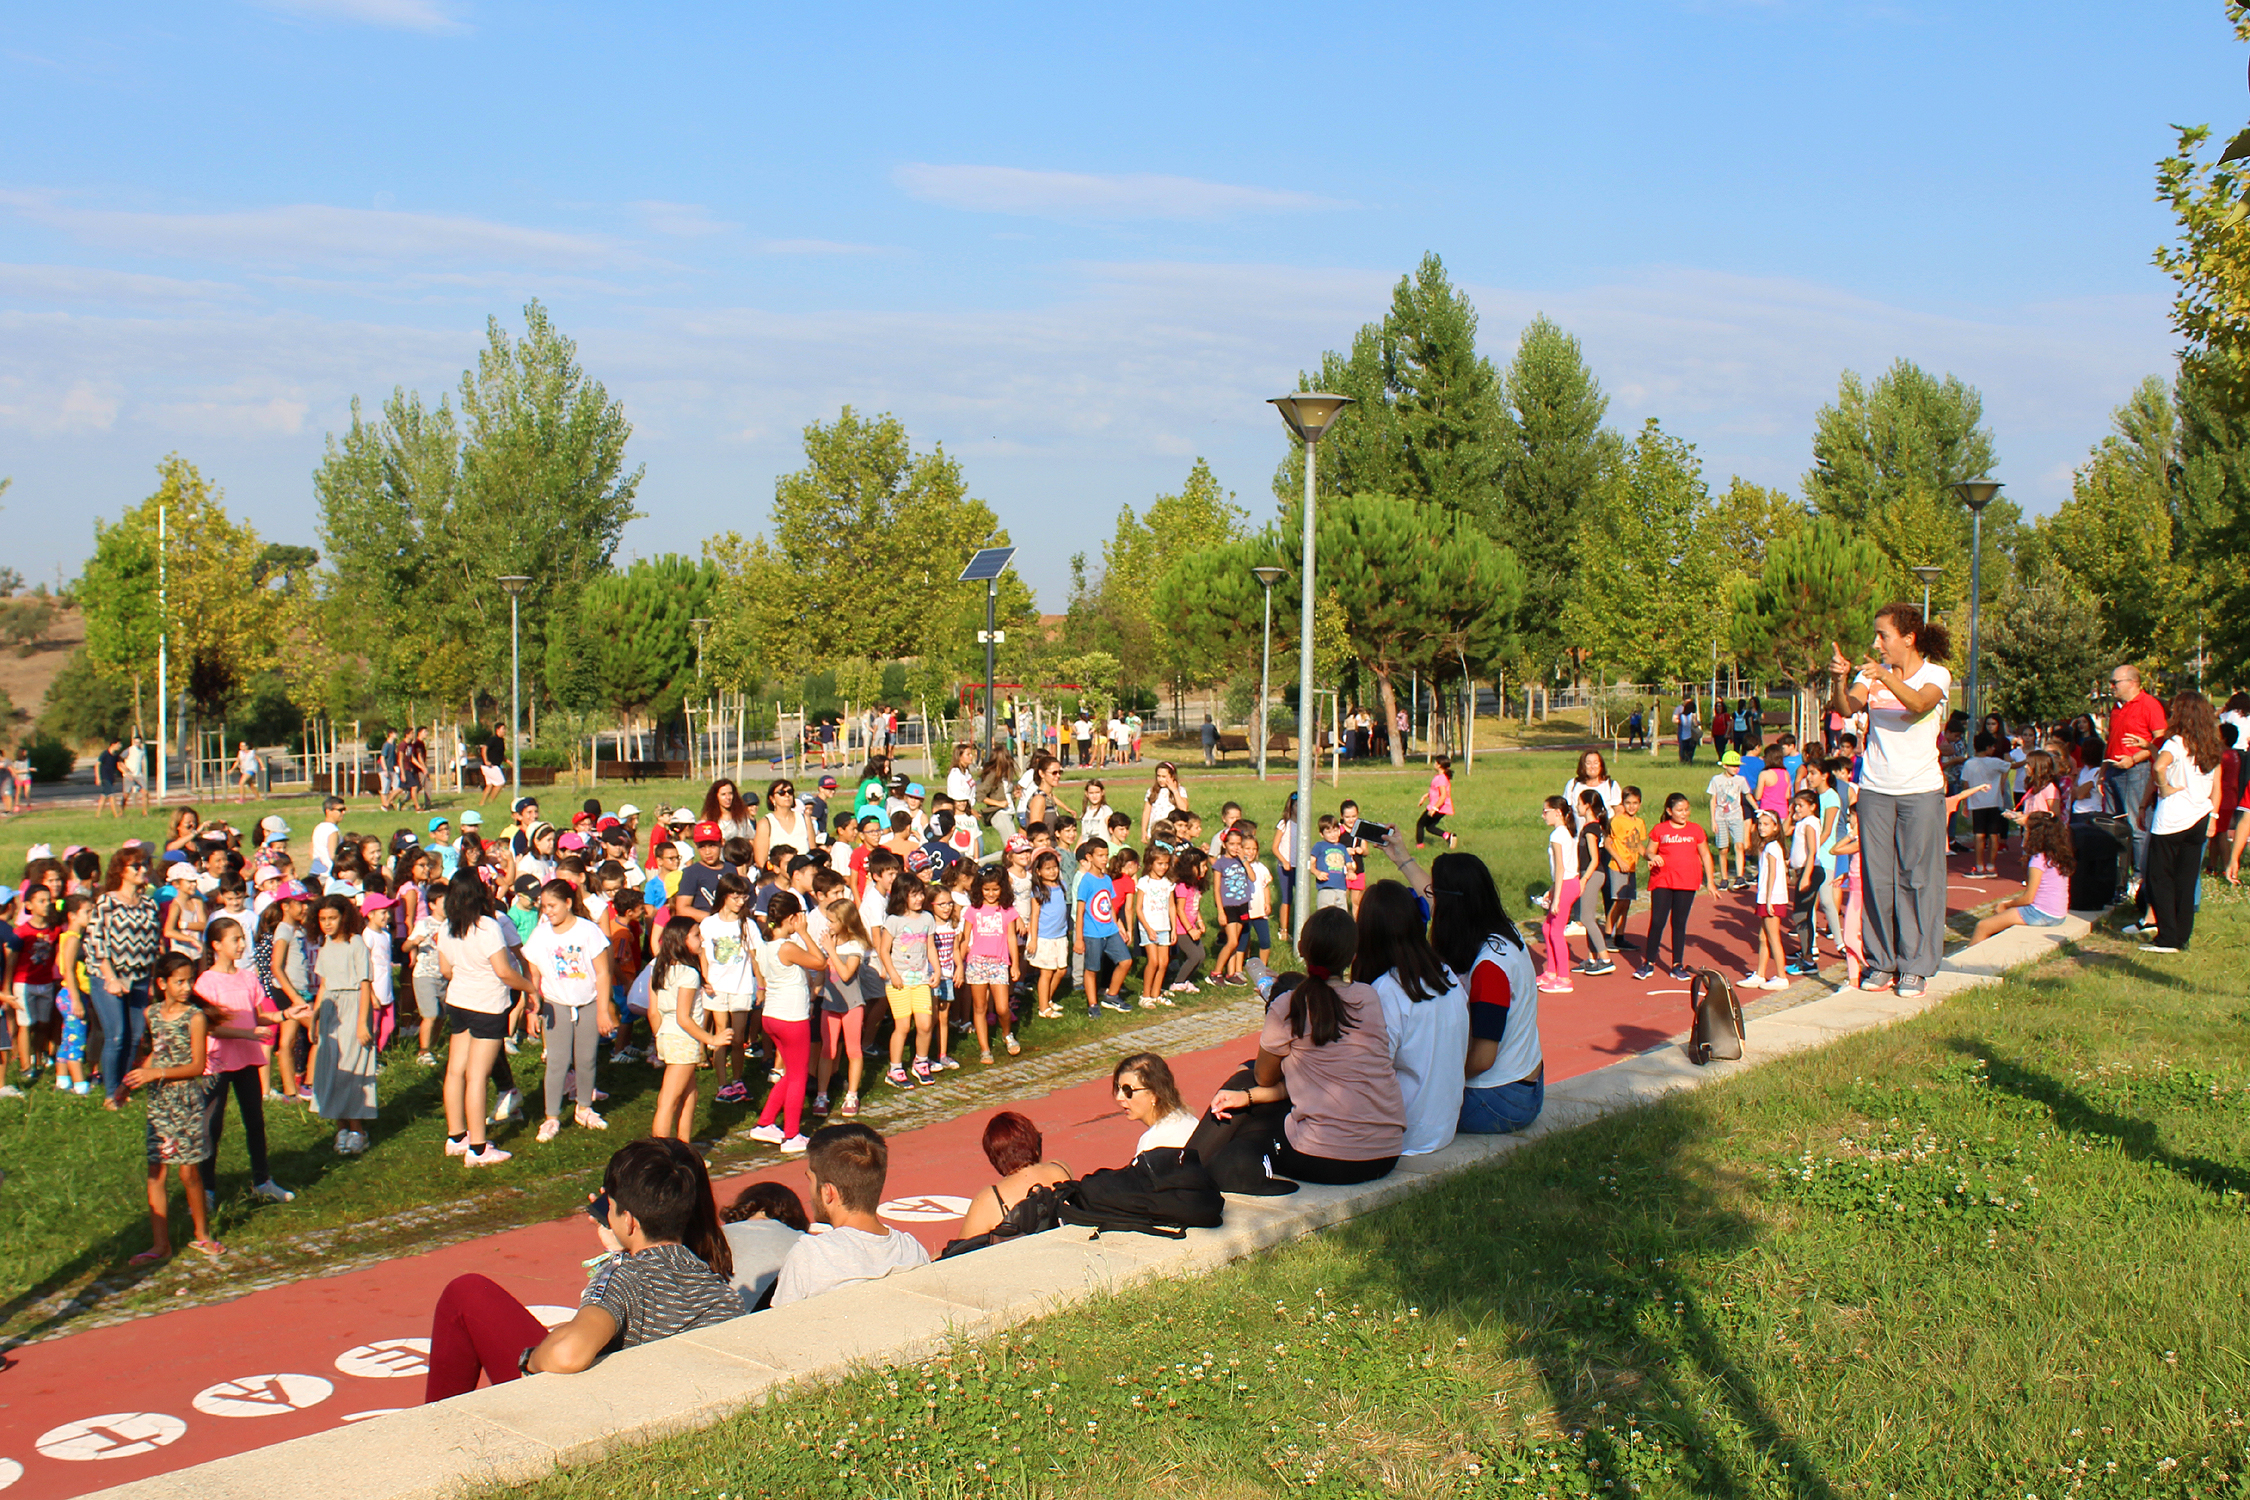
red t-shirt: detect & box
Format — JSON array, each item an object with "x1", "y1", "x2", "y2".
[
  {"x1": 1646, "y1": 821, "x2": 1708, "y2": 891},
  {"x1": 2106, "y1": 693, "x2": 2167, "y2": 764}
]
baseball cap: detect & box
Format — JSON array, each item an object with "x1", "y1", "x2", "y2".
[
  {"x1": 252, "y1": 864, "x2": 281, "y2": 885},
  {"x1": 511, "y1": 874, "x2": 542, "y2": 897},
  {"x1": 1004, "y1": 834, "x2": 1032, "y2": 854},
  {"x1": 428, "y1": 815, "x2": 451, "y2": 833},
  {"x1": 0, "y1": 884, "x2": 15, "y2": 905},
  {"x1": 273, "y1": 880, "x2": 309, "y2": 900},
  {"x1": 905, "y1": 848, "x2": 934, "y2": 876},
  {"x1": 666, "y1": 807, "x2": 695, "y2": 825},
  {"x1": 360, "y1": 891, "x2": 398, "y2": 913},
  {"x1": 597, "y1": 815, "x2": 621, "y2": 831},
  {"x1": 617, "y1": 803, "x2": 641, "y2": 819},
  {"x1": 1721, "y1": 750, "x2": 1742, "y2": 766},
  {"x1": 817, "y1": 775, "x2": 837, "y2": 790},
  {"x1": 692, "y1": 820, "x2": 724, "y2": 844},
  {"x1": 905, "y1": 783, "x2": 926, "y2": 798},
  {"x1": 460, "y1": 810, "x2": 484, "y2": 827},
  {"x1": 25, "y1": 843, "x2": 53, "y2": 861},
  {"x1": 557, "y1": 831, "x2": 588, "y2": 851},
  {"x1": 513, "y1": 796, "x2": 538, "y2": 814},
  {"x1": 260, "y1": 816, "x2": 292, "y2": 841}
]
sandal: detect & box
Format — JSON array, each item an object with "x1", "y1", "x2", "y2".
[
  {"x1": 192, "y1": 1239, "x2": 225, "y2": 1259},
  {"x1": 129, "y1": 1247, "x2": 169, "y2": 1266},
  {"x1": 979, "y1": 1050, "x2": 995, "y2": 1064}
]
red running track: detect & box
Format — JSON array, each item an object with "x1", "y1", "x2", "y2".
[{"x1": 0, "y1": 857, "x2": 2006, "y2": 1498}]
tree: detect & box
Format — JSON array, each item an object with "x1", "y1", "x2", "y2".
[
  {"x1": 2035, "y1": 376, "x2": 2177, "y2": 664},
  {"x1": 1070, "y1": 458, "x2": 1247, "y2": 708},
  {"x1": 1496, "y1": 317, "x2": 1618, "y2": 668},
  {"x1": 1984, "y1": 565, "x2": 2109, "y2": 723},
  {"x1": 546, "y1": 555, "x2": 715, "y2": 730},
  {"x1": 1706, "y1": 477, "x2": 1810, "y2": 574},
  {"x1": 1730, "y1": 517, "x2": 1887, "y2": 740},
  {"x1": 1562, "y1": 420, "x2": 1726, "y2": 688}
]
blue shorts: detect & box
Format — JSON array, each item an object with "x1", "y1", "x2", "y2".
[
  {"x1": 1276, "y1": 869, "x2": 1295, "y2": 908},
  {"x1": 1082, "y1": 932, "x2": 1132, "y2": 971},
  {"x1": 2021, "y1": 906, "x2": 2065, "y2": 927}
]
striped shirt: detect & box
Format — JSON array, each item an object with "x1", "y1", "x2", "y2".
[
  {"x1": 86, "y1": 894, "x2": 163, "y2": 984},
  {"x1": 581, "y1": 1242, "x2": 740, "y2": 1351}
]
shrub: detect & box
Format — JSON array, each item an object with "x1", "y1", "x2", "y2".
[{"x1": 27, "y1": 734, "x2": 74, "y2": 782}]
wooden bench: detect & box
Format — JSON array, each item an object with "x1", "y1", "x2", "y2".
[
  {"x1": 1213, "y1": 733, "x2": 1252, "y2": 762},
  {"x1": 597, "y1": 760, "x2": 668, "y2": 783}
]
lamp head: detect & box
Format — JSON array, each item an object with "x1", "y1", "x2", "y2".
[
  {"x1": 1250, "y1": 566, "x2": 1285, "y2": 589},
  {"x1": 1909, "y1": 565, "x2": 1944, "y2": 586},
  {"x1": 498, "y1": 575, "x2": 531, "y2": 597},
  {"x1": 1268, "y1": 393, "x2": 1354, "y2": 443},
  {"x1": 1951, "y1": 479, "x2": 2002, "y2": 512}
]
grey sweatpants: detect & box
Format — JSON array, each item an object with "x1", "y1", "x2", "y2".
[
  {"x1": 542, "y1": 1002, "x2": 602, "y2": 1119},
  {"x1": 1575, "y1": 872, "x2": 1609, "y2": 960},
  {"x1": 1856, "y1": 789, "x2": 1947, "y2": 980}
]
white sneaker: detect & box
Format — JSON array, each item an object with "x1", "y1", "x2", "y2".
[
  {"x1": 1564, "y1": 921, "x2": 1587, "y2": 936},
  {"x1": 0, "y1": 1085, "x2": 23, "y2": 1099},
  {"x1": 1763, "y1": 976, "x2": 1790, "y2": 991},
  {"x1": 780, "y1": 1134, "x2": 810, "y2": 1155},
  {"x1": 495, "y1": 1089, "x2": 523, "y2": 1122},
  {"x1": 334, "y1": 1131, "x2": 355, "y2": 1155},
  {"x1": 575, "y1": 1106, "x2": 609, "y2": 1131},
  {"x1": 252, "y1": 1179, "x2": 296, "y2": 1203},
  {"x1": 348, "y1": 1131, "x2": 371, "y2": 1154},
  {"x1": 747, "y1": 1124, "x2": 785, "y2": 1145},
  {"x1": 502, "y1": 1038, "x2": 520, "y2": 1055},
  {"x1": 1742, "y1": 972, "x2": 1762, "y2": 987},
  {"x1": 444, "y1": 1135, "x2": 471, "y2": 1157},
  {"x1": 536, "y1": 1117, "x2": 561, "y2": 1143},
  {"x1": 464, "y1": 1144, "x2": 511, "y2": 1167}
]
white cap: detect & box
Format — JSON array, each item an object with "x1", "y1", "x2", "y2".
[{"x1": 617, "y1": 803, "x2": 641, "y2": 819}]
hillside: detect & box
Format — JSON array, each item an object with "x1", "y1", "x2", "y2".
[{"x1": 0, "y1": 603, "x2": 83, "y2": 733}]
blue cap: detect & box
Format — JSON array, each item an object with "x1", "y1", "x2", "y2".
[
  {"x1": 905, "y1": 783, "x2": 926, "y2": 797},
  {"x1": 428, "y1": 815, "x2": 451, "y2": 832}
]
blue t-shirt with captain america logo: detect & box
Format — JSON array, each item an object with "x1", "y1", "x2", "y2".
[{"x1": 1074, "y1": 871, "x2": 1118, "y2": 937}]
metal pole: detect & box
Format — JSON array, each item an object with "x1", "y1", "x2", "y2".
[
  {"x1": 509, "y1": 592, "x2": 522, "y2": 799},
  {"x1": 983, "y1": 578, "x2": 998, "y2": 757},
  {"x1": 1968, "y1": 509, "x2": 1983, "y2": 722},
  {"x1": 1921, "y1": 580, "x2": 1931, "y2": 620},
  {"x1": 1257, "y1": 581, "x2": 1274, "y2": 782},
  {"x1": 157, "y1": 499, "x2": 168, "y2": 804},
  {"x1": 1294, "y1": 437, "x2": 1318, "y2": 948}
]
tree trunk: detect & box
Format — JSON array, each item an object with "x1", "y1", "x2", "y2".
[{"x1": 1375, "y1": 669, "x2": 1406, "y2": 767}]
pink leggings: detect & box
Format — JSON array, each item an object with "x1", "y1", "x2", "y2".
[
  {"x1": 1542, "y1": 878, "x2": 1580, "y2": 979},
  {"x1": 821, "y1": 1005, "x2": 864, "y2": 1061},
  {"x1": 756, "y1": 1016, "x2": 813, "y2": 1137},
  {"x1": 426, "y1": 1273, "x2": 546, "y2": 1403}
]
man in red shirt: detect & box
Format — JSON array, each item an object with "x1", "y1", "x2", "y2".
[{"x1": 2103, "y1": 664, "x2": 2167, "y2": 887}]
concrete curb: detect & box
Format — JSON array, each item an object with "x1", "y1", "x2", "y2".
[{"x1": 88, "y1": 913, "x2": 2098, "y2": 1500}]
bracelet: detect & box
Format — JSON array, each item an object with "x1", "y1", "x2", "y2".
[{"x1": 517, "y1": 1345, "x2": 538, "y2": 1377}]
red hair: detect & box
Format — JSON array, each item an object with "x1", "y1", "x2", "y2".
[{"x1": 980, "y1": 1110, "x2": 1044, "y2": 1175}]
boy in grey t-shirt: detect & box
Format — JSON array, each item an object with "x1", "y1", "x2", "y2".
[{"x1": 773, "y1": 1124, "x2": 929, "y2": 1307}]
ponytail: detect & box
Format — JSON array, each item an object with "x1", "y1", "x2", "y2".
[{"x1": 1280, "y1": 906, "x2": 1360, "y2": 1047}]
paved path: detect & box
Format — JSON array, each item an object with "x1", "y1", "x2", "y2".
[{"x1": 0, "y1": 855, "x2": 2011, "y2": 1499}]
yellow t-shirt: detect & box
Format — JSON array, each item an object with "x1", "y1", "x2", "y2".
[{"x1": 1608, "y1": 812, "x2": 1648, "y2": 873}]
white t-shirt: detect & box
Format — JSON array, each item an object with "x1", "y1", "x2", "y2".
[
  {"x1": 524, "y1": 916, "x2": 609, "y2": 1009},
  {"x1": 1137, "y1": 874, "x2": 1173, "y2": 940},
  {"x1": 1136, "y1": 1110, "x2": 1197, "y2": 1155},
  {"x1": 2071, "y1": 766, "x2": 2106, "y2": 814},
  {"x1": 311, "y1": 820, "x2": 341, "y2": 875},
  {"x1": 771, "y1": 1224, "x2": 930, "y2": 1308},
  {"x1": 1462, "y1": 935, "x2": 1541, "y2": 1092},
  {"x1": 1247, "y1": 862, "x2": 1274, "y2": 920},
  {"x1": 435, "y1": 916, "x2": 516, "y2": 1015},
  {"x1": 1857, "y1": 660, "x2": 1953, "y2": 797},
  {"x1": 1564, "y1": 779, "x2": 1624, "y2": 819},
  {"x1": 1788, "y1": 815, "x2": 1820, "y2": 873},
  {"x1": 365, "y1": 926, "x2": 394, "y2": 1006},
  {"x1": 699, "y1": 914, "x2": 759, "y2": 996},
  {"x1": 1373, "y1": 970, "x2": 1469, "y2": 1157},
  {"x1": 946, "y1": 767, "x2": 977, "y2": 803},
  {"x1": 755, "y1": 936, "x2": 813, "y2": 1023},
  {"x1": 1960, "y1": 756, "x2": 2009, "y2": 810},
  {"x1": 652, "y1": 961, "x2": 704, "y2": 1041},
  {"x1": 2150, "y1": 736, "x2": 2218, "y2": 837},
  {"x1": 1756, "y1": 840, "x2": 1789, "y2": 906},
  {"x1": 1548, "y1": 824, "x2": 1579, "y2": 884}
]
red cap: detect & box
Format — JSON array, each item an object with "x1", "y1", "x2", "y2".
[{"x1": 692, "y1": 820, "x2": 724, "y2": 844}]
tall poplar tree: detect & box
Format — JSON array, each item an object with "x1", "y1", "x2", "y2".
[{"x1": 1496, "y1": 317, "x2": 1616, "y2": 667}]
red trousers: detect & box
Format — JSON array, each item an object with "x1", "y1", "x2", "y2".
[
  {"x1": 755, "y1": 1015, "x2": 812, "y2": 1137},
  {"x1": 426, "y1": 1272, "x2": 549, "y2": 1403}
]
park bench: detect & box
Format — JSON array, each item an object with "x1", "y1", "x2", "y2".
[{"x1": 1213, "y1": 732, "x2": 1252, "y2": 762}]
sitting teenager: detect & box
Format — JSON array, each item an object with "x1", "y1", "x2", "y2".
[
  {"x1": 424, "y1": 1137, "x2": 740, "y2": 1402},
  {"x1": 1429, "y1": 853, "x2": 1544, "y2": 1135},
  {"x1": 771, "y1": 1122, "x2": 931, "y2": 1307},
  {"x1": 1113, "y1": 1050, "x2": 1196, "y2": 1156},
  {"x1": 1352, "y1": 879, "x2": 1470, "y2": 1157},
  {"x1": 721, "y1": 1179, "x2": 810, "y2": 1312},
  {"x1": 956, "y1": 1110, "x2": 1072, "y2": 1240},
  {"x1": 1201, "y1": 906, "x2": 1405, "y2": 1188}
]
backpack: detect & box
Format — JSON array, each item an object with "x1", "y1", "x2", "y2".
[
  {"x1": 937, "y1": 1181, "x2": 1066, "y2": 1260},
  {"x1": 1686, "y1": 968, "x2": 1745, "y2": 1065},
  {"x1": 1055, "y1": 1148, "x2": 1227, "y2": 1239}
]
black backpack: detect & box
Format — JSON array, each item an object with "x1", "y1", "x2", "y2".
[
  {"x1": 1686, "y1": 968, "x2": 1745, "y2": 1065},
  {"x1": 937, "y1": 1181, "x2": 1066, "y2": 1260},
  {"x1": 1056, "y1": 1148, "x2": 1227, "y2": 1239}
]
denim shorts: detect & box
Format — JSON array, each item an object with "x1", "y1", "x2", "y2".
[
  {"x1": 2021, "y1": 906, "x2": 2065, "y2": 927},
  {"x1": 1460, "y1": 1077, "x2": 1544, "y2": 1135},
  {"x1": 1083, "y1": 931, "x2": 1132, "y2": 971}
]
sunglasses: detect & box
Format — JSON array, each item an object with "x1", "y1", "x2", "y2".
[{"x1": 1114, "y1": 1083, "x2": 1148, "y2": 1098}]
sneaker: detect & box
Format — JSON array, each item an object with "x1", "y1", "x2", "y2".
[
  {"x1": 502, "y1": 1038, "x2": 520, "y2": 1055},
  {"x1": 0, "y1": 1085, "x2": 22, "y2": 1100},
  {"x1": 840, "y1": 1091, "x2": 860, "y2": 1117},
  {"x1": 53, "y1": 1075, "x2": 70, "y2": 1091},
  {"x1": 812, "y1": 1091, "x2": 830, "y2": 1114},
  {"x1": 2137, "y1": 943, "x2": 2181, "y2": 953},
  {"x1": 1894, "y1": 975, "x2": 1926, "y2": 998},
  {"x1": 885, "y1": 1066, "x2": 913, "y2": 1088},
  {"x1": 1005, "y1": 1033, "x2": 1021, "y2": 1056},
  {"x1": 1742, "y1": 971, "x2": 1762, "y2": 987},
  {"x1": 465, "y1": 1144, "x2": 511, "y2": 1167},
  {"x1": 1632, "y1": 964, "x2": 1655, "y2": 981},
  {"x1": 1785, "y1": 961, "x2": 1819, "y2": 977},
  {"x1": 912, "y1": 1058, "x2": 935, "y2": 1082},
  {"x1": 1099, "y1": 996, "x2": 1133, "y2": 1013},
  {"x1": 495, "y1": 1089, "x2": 524, "y2": 1122},
  {"x1": 1563, "y1": 921, "x2": 1586, "y2": 936},
  {"x1": 715, "y1": 1081, "x2": 749, "y2": 1104},
  {"x1": 746, "y1": 1124, "x2": 785, "y2": 1145},
  {"x1": 938, "y1": 1055, "x2": 961, "y2": 1071},
  {"x1": 780, "y1": 1134, "x2": 810, "y2": 1155},
  {"x1": 416, "y1": 1051, "x2": 437, "y2": 1066},
  {"x1": 536, "y1": 1118, "x2": 561, "y2": 1143},
  {"x1": 334, "y1": 1131, "x2": 355, "y2": 1154},
  {"x1": 765, "y1": 1062, "x2": 784, "y2": 1086},
  {"x1": 1614, "y1": 935, "x2": 1638, "y2": 950},
  {"x1": 1859, "y1": 971, "x2": 1895, "y2": 993},
  {"x1": 444, "y1": 1135, "x2": 471, "y2": 1157},
  {"x1": 1762, "y1": 975, "x2": 1790, "y2": 991},
  {"x1": 1668, "y1": 965, "x2": 1694, "y2": 981},
  {"x1": 1583, "y1": 960, "x2": 1617, "y2": 976},
  {"x1": 1168, "y1": 981, "x2": 1197, "y2": 994},
  {"x1": 72, "y1": 1080, "x2": 92, "y2": 1095},
  {"x1": 252, "y1": 1179, "x2": 295, "y2": 1202}
]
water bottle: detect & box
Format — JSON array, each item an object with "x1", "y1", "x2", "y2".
[{"x1": 1244, "y1": 956, "x2": 1275, "y2": 1000}]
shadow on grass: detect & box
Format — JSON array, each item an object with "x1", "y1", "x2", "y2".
[
  {"x1": 1332, "y1": 1093, "x2": 1843, "y2": 1498},
  {"x1": 1943, "y1": 1036, "x2": 2250, "y2": 1197}
]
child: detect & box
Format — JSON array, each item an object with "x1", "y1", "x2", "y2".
[
  {"x1": 1166, "y1": 848, "x2": 1209, "y2": 994},
  {"x1": 126, "y1": 953, "x2": 222, "y2": 1263},
  {"x1": 747, "y1": 892, "x2": 827, "y2": 1153},
  {"x1": 963, "y1": 869, "x2": 1022, "y2": 1062},
  {"x1": 927, "y1": 886, "x2": 964, "y2": 1068},
  {"x1": 523, "y1": 880, "x2": 614, "y2": 1143},
  {"x1": 1604, "y1": 787, "x2": 1646, "y2": 947},
  {"x1": 1785, "y1": 790, "x2": 1826, "y2": 978},
  {"x1": 362, "y1": 892, "x2": 398, "y2": 1053},
  {"x1": 603, "y1": 886, "x2": 647, "y2": 1064},
  {"x1": 1416, "y1": 757, "x2": 1457, "y2": 848},
  {"x1": 1537, "y1": 796, "x2": 1579, "y2": 993},
  {"x1": 14, "y1": 884, "x2": 62, "y2": 1085},
  {"x1": 195, "y1": 915, "x2": 293, "y2": 1204},
  {"x1": 1635, "y1": 792, "x2": 1716, "y2": 981},
  {"x1": 1074, "y1": 840, "x2": 1134, "y2": 1015},
  {"x1": 1211, "y1": 830, "x2": 1252, "y2": 985},
  {"x1": 1961, "y1": 732, "x2": 2012, "y2": 877},
  {"x1": 311, "y1": 895, "x2": 380, "y2": 1153},
  {"x1": 1028, "y1": 852, "x2": 1071, "y2": 1017},
  {"x1": 1124, "y1": 845, "x2": 1174, "y2": 1009},
  {"x1": 1240, "y1": 827, "x2": 1275, "y2": 969},
  {"x1": 1336, "y1": 800, "x2": 1369, "y2": 916},
  {"x1": 1573, "y1": 791, "x2": 1616, "y2": 977},
  {"x1": 698, "y1": 874, "x2": 760, "y2": 1105},
  {"x1": 404, "y1": 884, "x2": 447, "y2": 1065},
  {"x1": 52, "y1": 893, "x2": 94, "y2": 1094},
  {"x1": 1705, "y1": 753, "x2": 1750, "y2": 886},
  {"x1": 1206, "y1": 803, "x2": 1244, "y2": 859},
  {"x1": 1971, "y1": 812, "x2": 2076, "y2": 942},
  {"x1": 877, "y1": 875, "x2": 940, "y2": 1086},
  {"x1": 1749, "y1": 809, "x2": 1790, "y2": 991},
  {"x1": 815, "y1": 890, "x2": 872, "y2": 1116},
  {"x1": 649, "y1": 919, "x2": 730, "y2": 1144},
  {"x1": 1308, "y1": 815, "x2": 1351, "y2": 913}
]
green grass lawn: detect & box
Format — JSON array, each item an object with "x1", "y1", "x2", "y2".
[{"x1": 495, "y1": 896, "x2": 2250, "y2": 1500}]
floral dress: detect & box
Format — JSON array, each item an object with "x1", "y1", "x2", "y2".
[{"x1": 144, "y1": 1006, "x2": 208, "y2": 1165}]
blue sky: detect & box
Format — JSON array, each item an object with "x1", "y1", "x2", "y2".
[{"x1": 2, "y1": 1, "x2": 2238, "y2": 606}]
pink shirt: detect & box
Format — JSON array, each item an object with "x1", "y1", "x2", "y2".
[
  {"x1": 965, "y1": 904, "x2": 1015, "y2": 961},
  {"x1": 1425, "y1": 773, "x2": 1454, "y2": 817},
  {"x1": 196, "y1": 967, "x2": 268, "y2": 1074},
  {"x1": 1257, "y1": 981, "x2": 1405, "y2": 1161},
  {"x1": 2028, "y1": 853, "x2": 2070, "y2": 918}
]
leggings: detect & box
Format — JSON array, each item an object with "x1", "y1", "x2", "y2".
[
  {"x1": 92, "y1": 978, "x2": 152, "y2": 1100},
  {"x1": 756, "y1": 1016, "x2": 813, "y2": 1137},
  {"x1": 1645, "y1": 887, "x2": 1695, "y2": 971},
  {"x1": 1842, "y1": 874, "x2": 1866, "y2": 984},
  {"x1": 1791, "y1": 868, "x2": 1825, "y2": 959},
  {"x1": 201, "y1": 1065, "x2": 272, "y2": 1185},
  {"x1": 2145, "y1": 827, "x2": 2207, "y2": 950},
  {"x1": 1272, "y1": 1135, "x2": 1398, "y2": 1185},
  {"x1": 1164, "y1": 934, "x2": 1207, "y2": 987},
  {"x1": 542, "y1": 1003, "x2": 602, "y2": 1119},
  {"x1": 425, "y1": 1273, "x2": 547, "y2": 1404},
  {"x1": 1817, "y1": 864, "x2": 1844, "y2": 951},
  {"x1": 822, "y1": 1006, "x2": 865, "y2": 1064},
  {"x1": 1540, "y1": 879, "x2": 1580, "y2": 978},
  {"x1": 1414, "y1": 811, "x2": 1449, "y2": 843},
  {"x1": 1575, "y1": 875, "x2": 1609, "y2": 961}
]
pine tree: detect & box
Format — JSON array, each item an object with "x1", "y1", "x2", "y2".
[
  {"x1": 1730, "y1": 518, "x2": 1887, "y2": 740},
  {"x1": 1496, "y1": 317, "x2": 1616, "y2": 667}
]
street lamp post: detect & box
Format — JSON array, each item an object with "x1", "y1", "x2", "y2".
[
  {"x1": 1251, "y1": 566, "x2": 1284, "y2": 782},
  {"x1": 689, "y1": 617, "x2": 712, "y2": 780},
  {"x1": 1910, "y1": 564, "x2": 1943, "y2": 622},
  {"x1": 499, "y1": 576, "x2": 530, "y2": 800},
  {"x1": 1951, "y1": 481, "x2": 2001, "y2": 720},
  {"x1": 958, "y1": 548, "x2": 1018, "y2": 759},
  {"x1": 1268, "y1": 392, "x2": 1354, "y2": 948},
  {"x1": 156, "y1": 498, "x2": 168, "y2": 802}
]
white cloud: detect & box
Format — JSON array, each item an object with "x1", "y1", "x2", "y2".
[
  {"x1": 254, "y1": 0, "x2": 467, "y2": 33},
  {"x1": 0, "y1": 261, "x2": 249, "y2": 306},
  {"x1": 0, "y1": 377, "x2": 120, "y2": 435},
  {"x1": 0, "y1": 190, "x2": 619, "y2": 269},
  {"x1": 893, "y1": 163, "x2": 1346, "y2": 221}
]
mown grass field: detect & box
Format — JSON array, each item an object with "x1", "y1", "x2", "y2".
[{"x1": 498, "y1": 898, "x2": 2250, "y2": 1500}]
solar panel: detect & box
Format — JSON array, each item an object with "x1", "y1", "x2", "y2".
[{"x1": 958, "y1": 546, "x2": 1017, "y2": 583}]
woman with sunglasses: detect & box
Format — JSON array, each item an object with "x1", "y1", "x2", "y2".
[
  {"x1": 1111, "y1": 1051, "x2": 1195, "y2": 1157},
  {"x1": 753, "y1": 780, "x2": 817, "y2": 868}
]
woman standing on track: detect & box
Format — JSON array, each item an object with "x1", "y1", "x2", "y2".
[{"x1": 1828, "y1": 604, "x2": 1953, "y2": 1000}]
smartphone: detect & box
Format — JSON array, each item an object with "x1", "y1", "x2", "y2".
[
  {"x1": 585, "y1": 1191, "x2": 610, "y2": 1227},
  {"x1": 1351, "y1": 819, "x2": 1394, "y2": 845}
]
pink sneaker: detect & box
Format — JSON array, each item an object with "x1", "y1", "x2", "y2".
[{"x1": 464, "y1": 1144, "x2": 511, "y2": 1167}]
